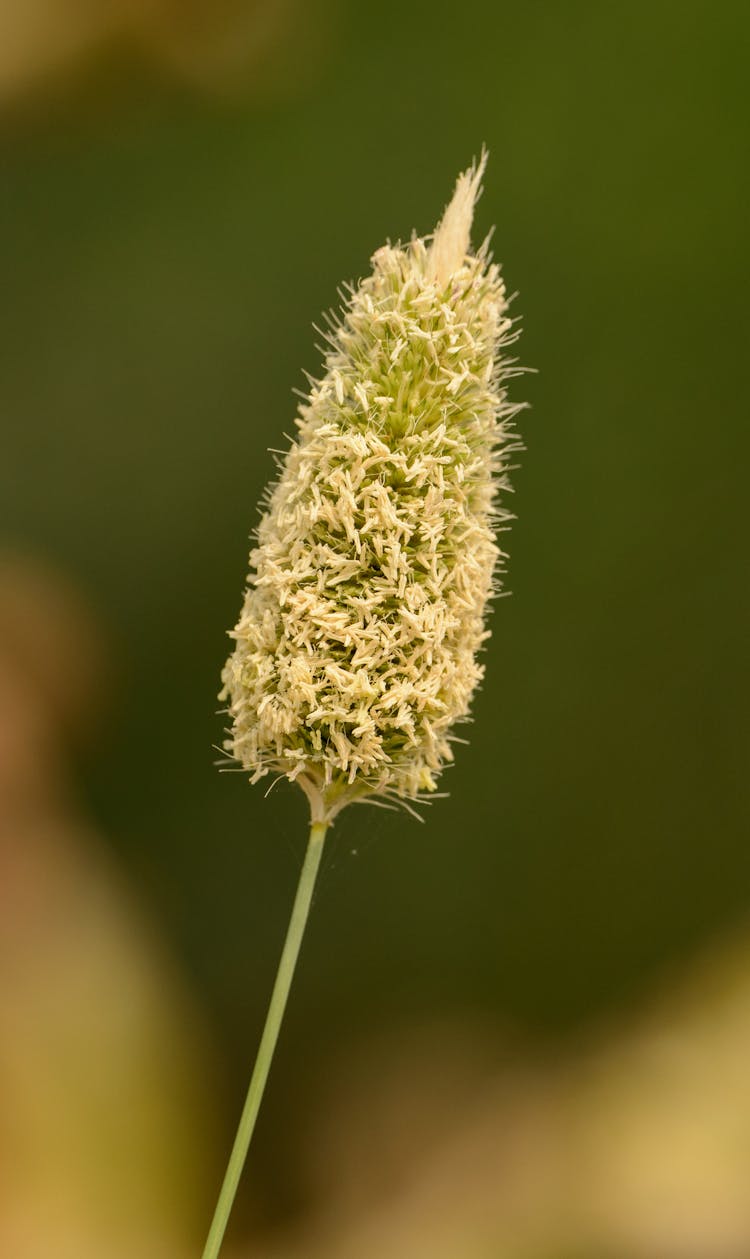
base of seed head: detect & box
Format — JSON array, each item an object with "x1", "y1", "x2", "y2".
[{"x1": 220, "y1": 152, "x2": 521, "y2": 824}]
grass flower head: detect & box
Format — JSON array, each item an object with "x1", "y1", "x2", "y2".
[{"x1": 221, "y1": 153, "x2": 522, "y2": 824}]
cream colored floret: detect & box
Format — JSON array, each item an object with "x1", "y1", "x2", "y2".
[{"x1": 221, "y1": 153, "x2": 522, "y2": 822}]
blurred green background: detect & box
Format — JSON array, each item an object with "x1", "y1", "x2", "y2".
[{"x1": 2, "y1": 0, "x2": 749, "y2": 1226}]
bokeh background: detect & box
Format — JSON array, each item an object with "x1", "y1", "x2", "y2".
[{"x1": 2, "y1": 2, "x2": 749, "y2": 1256}]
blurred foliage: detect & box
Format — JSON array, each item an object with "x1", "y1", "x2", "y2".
[
  {"x1": 1, "y1": 0, "x2": 749, "y2": 1229},
  {"x1": 0, "y1": 554, "x2": 217, "y2": 1258},
  {"x1": 248, "y1": 931, "x2": 750, "y2": 1258}
]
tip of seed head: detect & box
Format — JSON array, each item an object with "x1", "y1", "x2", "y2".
[{"x1": 427, "y1": 147, "x2": 488, "y2": 286}]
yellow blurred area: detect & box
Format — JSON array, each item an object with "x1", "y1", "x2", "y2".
[
  {"x1": 0, "y1": 0, "x2": 329, "y2": 105},
  {"x1": 262, "y1": 945, "x2": 750, "y2": 1259},
  {"x1": 0, "y1": 554, "x2": 217, "y2": 1258}
]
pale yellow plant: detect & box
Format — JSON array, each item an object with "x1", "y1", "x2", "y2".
[
  {"x1": 204, "y1": 155, "x2": 523, "y2": 1259},
  {"x1": 221, "y1": 150, "x2": 521, "y2": 826}
]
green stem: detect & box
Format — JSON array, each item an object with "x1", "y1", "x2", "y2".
[{"x1": 201, "y1": 820, "x2": 328, "y2": 1259}]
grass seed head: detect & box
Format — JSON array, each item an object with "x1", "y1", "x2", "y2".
[{"x1": 221, "y1": 152, "x2": 522, "y2": 823}]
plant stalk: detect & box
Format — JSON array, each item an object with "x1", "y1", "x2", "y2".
[{"x1": 200, "y1": 819, "x2": 328, "y2": 1259}]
